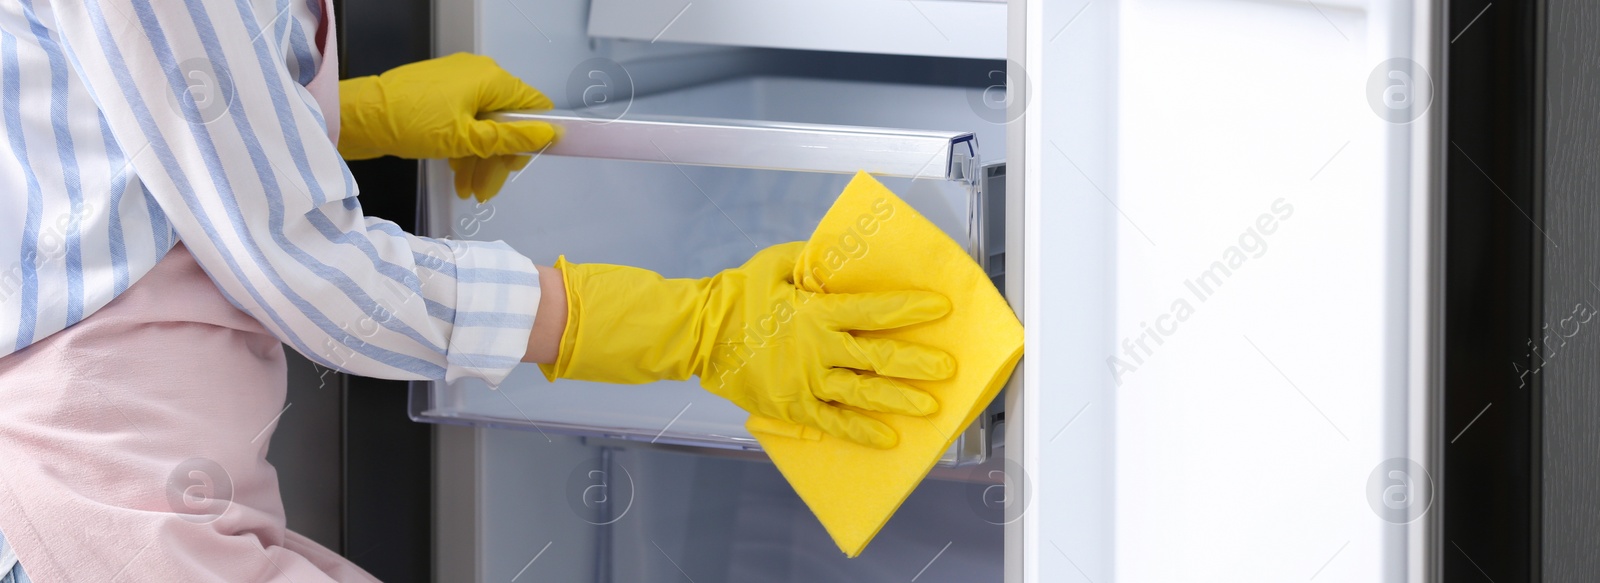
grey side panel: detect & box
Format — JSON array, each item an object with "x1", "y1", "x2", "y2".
[
  {"x1": 267, "y1": 349, "x2": 343, "y2": 552},
  {"x1": 434, "y1": 424, "x2": 480, "y2": 582},
  {"x1": 1543, "y1": 0, "x2": 1600, "y2": 579}
]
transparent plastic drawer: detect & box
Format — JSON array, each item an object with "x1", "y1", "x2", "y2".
[{"x1": 409, "y1": 76, "x2": 1005, "y2": 466}]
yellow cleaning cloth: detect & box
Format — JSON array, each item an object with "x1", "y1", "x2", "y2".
[{"x1": 749, "y1": 171, "x2": 1024, "y2": 557}]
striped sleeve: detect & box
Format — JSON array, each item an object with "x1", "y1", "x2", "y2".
[{"x1": 48, "y1": 0, "x2": 539, "y2": 386}]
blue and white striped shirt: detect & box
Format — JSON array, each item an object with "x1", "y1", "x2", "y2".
[{"x1": 0, "y1": 0, "x2": 540, "y2": 386}]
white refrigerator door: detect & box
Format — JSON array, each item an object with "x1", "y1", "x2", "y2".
[{"x1": 1012, "y1": 0, "x2": 1442, "y2": 581}]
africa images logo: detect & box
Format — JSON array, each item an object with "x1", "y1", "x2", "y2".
[
  {"x1": 1107, "y1": 198, "x2": 1295, "y2": 384},
  {"x1": 165, "y1": 457, "x2": 234, "y2": 524}
]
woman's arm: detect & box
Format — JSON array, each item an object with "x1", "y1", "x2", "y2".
[
  {"x1": 524, "y1": 264, "x2": 566, "y2": 364},
  {"x1": 52, "y1": 0, "x2": 541, "y2": 386}
]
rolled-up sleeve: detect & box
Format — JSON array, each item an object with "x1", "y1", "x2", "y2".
[{"x1": 50, "y1": 0, "x2": 537, "y2": 386}]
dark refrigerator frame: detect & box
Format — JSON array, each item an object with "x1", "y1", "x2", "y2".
[
  {"x1": 331, "y1": 0, "x2": 437, "y2": 581},
  {"x1": 1441, "y1": 0, "x2": 1546, "y2": 580}
]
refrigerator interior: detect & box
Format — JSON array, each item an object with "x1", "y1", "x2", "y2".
[
  {"x1": 425, "y1": 0, "x2": 1014, "y2": 577},
  {"x1": 475, "y1": 431, "x2": 1006, "y2": 583},
  {"x1": 434, "y1": 76, "x2": 1010, "y2": 581}
]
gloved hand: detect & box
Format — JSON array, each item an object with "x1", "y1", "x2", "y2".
[
  {"x1": 448, "y1": 155, "x2": 531, "y2": 204},
  {"x1": 540, "y1": 242, "x2": 956, "y2": 449},
  {"x1": 337, "y1": 53, "x2": 559, "y2": 202}
]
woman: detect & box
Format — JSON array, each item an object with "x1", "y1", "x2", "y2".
[{"x1": 0, "y1": 0, "x2": 951, "y2": 580}]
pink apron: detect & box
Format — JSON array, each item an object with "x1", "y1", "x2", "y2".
[{"x1": 0, "y1": 2, "x2": 378, "y2": 581}]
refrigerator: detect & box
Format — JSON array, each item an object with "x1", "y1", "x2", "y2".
[{"x1": 298, "y1": 0, "x2": 1571, "y2": 581}]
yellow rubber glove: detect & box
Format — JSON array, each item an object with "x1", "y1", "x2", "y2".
[
  {"x1": 449, "y1": 155, "x2": 532, "y2": 203},
  {"x1": 338, "y1": 53, "x2": 558, "y2": 201},
  {"x1": 540, "y1": 242, "x2": 957, "y2": 449}
]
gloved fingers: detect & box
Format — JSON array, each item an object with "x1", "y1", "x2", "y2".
[
  {"x1": 816, "y1": 369, "x2": 939, "y2": 417},
  {"x1": 745, "y1": 414, "x2": 823, "y2": 441},
  {"x1": 469, "y1": 157, "x2": 506, "y2": 204},
  {"x1": 825, "y1": 334, "x2": 955, "y2": 381},
  {"x1": 802, "y1": 399, "x2": 898, "y2": 449},
  {"x1": 478, "y1": 64, "x2": 555, "y2": 112},
  {"x1": 449, "y1": 157, "x2": 477, "y2": 200},
  {"x1": 508, "y1": 154, "x2": 533, "y2": 173},
  {"x1": 469, "y1": 154, "x2": 531, "y2": 203},
  {"x1": 429, "y1": 53, "x2": 552, "y2": 111},
  {"x1": 461, "y1": 119, "x2": 560, "y2": 158},
  {"x1": 815, "y1": 290, "x2": 951, "y2": 331}
]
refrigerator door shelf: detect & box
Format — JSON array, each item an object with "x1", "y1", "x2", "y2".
[
  {"x1": 485, "y1": 110, "x2": 979, "y2": 183},
  {"x1": 411, "y1": 75, "x2": 1005, "y2": 467}
]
